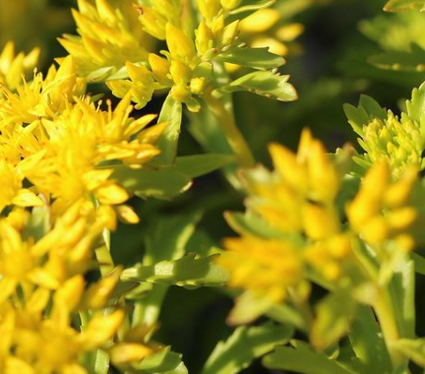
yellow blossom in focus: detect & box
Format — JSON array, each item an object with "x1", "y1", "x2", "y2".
[{"x1": 59, "y1": 0, "x2": 151, "y2": 79}]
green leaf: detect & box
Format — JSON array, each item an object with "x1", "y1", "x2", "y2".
[
  {"x1": 411, "y1": 252, "x2": 425, "y2": 275},
  {"x1": 144, "y1": 212, "x2": 202, "y2": 264},
  {"x1": 154, "y1": 93, "x2": 183, "y2": 165},
  {"x1": 227, "y1": 291, "x2": 274, "y2": 325},
  {"x1": 263, "y1": 345, "x2": 358, "y2": 374},
  {"x1": 311, "y1": 289, "x2": 357, "y2": 350},
  {"x1": 349, "y1": 306, "x2": 392, "y2": 374},
  {"x1": 393, "y1": 338, "x2": 425, "y2": 368},
  {"x1": 201, "y1": 322, "x2": 293, "y2": 374},
  {"x1": 343, "y1": 94, "x2": 386, "y2": 135},
  {"x1": 229, "y1": 0, "x2": 276, "y2": 15},
  {"x1": 216, "y1": 48, "x2": 285, "y2": 69},
  {"x1": 128, "y1": 347, "x2": 188, "y2": 373},
  {"x1": 132, "y1": 213, "x2": 201, "y2": 326},
  {"x1": 266, "y1": 304, "x2": 307, "y2": 332},
  {"x1": 23, "y1": 205, "x2": 50, "y2": 241},
  {"x1": 175, "y1": 154, "x2": 236, "y2": 178},
  {"x1": 121, "y1": 254, "x2": 229, "y2": 288},
  {"x1": 216, "y1": 70, "x2": 297, "y2": 102},
  {"x1": 225, "y1": 211, "x2": 293, "y2": 239},
  {"x1": 388, "y1": 259, "x2": 416, "y2": 339},
  {"x1": 112, "y1": 166, "x2": 192, "y2": 199},
  {"x1": 406, "y1": 81, "x2": 425, "y2": 139},
  {"x1": 384, "y1": 0, "x2": 425, "y2": 12},
  {"x1": 368, "y1": 45, "x2": 425, "y2": 72},
  {"x1": 406, "y1": 82, "x2": 425, "y2": 122}
]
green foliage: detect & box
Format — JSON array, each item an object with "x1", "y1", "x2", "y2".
[
  {"x1": 263, "y1": 343, "x2": 357, "y2": 374},
  {"x1": 216, "y1": 70, "x2": 298, "y2": 102},
  {"x1": 201, "y1": 323, "x2": 293, "y2": 374},
  {"x1": 384, "y1": 0, "x2": 425, "y2": 12}
]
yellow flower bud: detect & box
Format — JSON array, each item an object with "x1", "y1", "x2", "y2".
[
  {"x1": 166, "y1": 23, "x2": 196, "y2": 63},
  {"x1": 148, "y1": 53, "x2": 171, "y2": 85},
  {"x1": 210, "y1": 15, "x2": 225, "y2": 36},
  {"x1": 190, "y1": 77, "x2": 206, "y2": 95},
  {"x1": 170, "y1": 60, "x2": 191, "y2": 85},
  {"x1": 170, "y1": 84, "x2": 192, "y2": 103},
  {"x1": 240, "y1": 9, "x2": 280, "y2": 33},
  {"x1": 137, "y1": 6, "x2": 167, "y2": 40},
  {"x1": 303, "y1": 204, "x2": 340, "y2": 241},
  {"x1": 195, "y1": 21, "x2": 214, "y2": 55},
  {"x1": 221, "y1": 20, "x2": 240, "y2": 47},
  {"x1": 110, "y1": 343, "x2": 155, "y2": 364},
  {"x1": 196, "y1": 0, "x2": 221, "y2": 22}
]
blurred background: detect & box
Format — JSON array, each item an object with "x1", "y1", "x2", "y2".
[{"x1": 3, "y1": 0, "x2": 425, "y2": 372}]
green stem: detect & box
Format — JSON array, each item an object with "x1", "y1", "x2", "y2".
[
  {"x1": 373, "y1": 288, "x2": 406, "y2": 368},
  {"x1": 205, "y1": 89, "x2": 255, "y2": 168}
]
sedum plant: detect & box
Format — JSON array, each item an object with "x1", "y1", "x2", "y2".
[{"x1": 3, "y1": 1, "x2": 425, "y2": 374}]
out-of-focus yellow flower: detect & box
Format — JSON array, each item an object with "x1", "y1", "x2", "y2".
[
  {"x1": 239, "y1": 9, "x2": 304, "y2": 58},
  {"x1": 245, "y1": 129, "x2": 342, "y2": 234},
  {"x1": 0, "y1": 41, "x2": 40, "y2": 91},
  {"x1": 219, "y1": 236, "x2": 303, "y2": 303},
  {"x1": 347, "y1": 162, "x2": 422, "y2": 252},
  {"x1": 59, "y1": 0, "x2": 151, "y2": 79},
  {"x1": 0, "y1": 160, "x2": 43, "y2": 213},
  {"x1": 220, "y1": 130, "x2": 353, "y2": 308}
]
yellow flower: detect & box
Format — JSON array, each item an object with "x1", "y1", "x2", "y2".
[
  {"x1": 0, "y1": 56, "x2": 85, "y2": 126},
  {"x1": 0, "y1": 41, "x2": 40, "y2": 91},
  {"x1": 347, "y1": 162, "x2": 421, "y2": 251},
  {"x1": 219, "y1": 236, "x2": 303, "y2": 303},
  {"x1": 11, "y1": 94, "x2": 165, "y2": 218},
  {"x1": 238, "y1": 8, "x2": 303, "y2": 59},
  {"x1": 222, "y1": 129, "x2": 353, "y2": 299},
  {"x1": 0, "y1": 160, "x2": 43, "y2": 213},
  {"x1": 244, "y1": 129, "x2": 342, "y2": 234},
  {"x1": 59, "y1": 0, "x2": 151, "y2": 79}
]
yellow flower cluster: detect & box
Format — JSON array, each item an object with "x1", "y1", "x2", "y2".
[
  {"x1": 59, "y1": 0, "x2": 151, "y2": 79},
  {"x1": 0, "y1": 55, "x2": 166, "y2": 223},
  {"x1": 219, "y1": 129, "x2": 351, "y2": 304},
  {"x1": 220, "y1": 129, "x2": 425, "y2": 306},
  {"x1": 347, "y1": 162, "x2": 424, "y2": 252},
  {"x1": 108, "y1": 0, "x2": 247, "y2": 111},
  {"x1": 0, "y1": 203, "x2": 125, "y2": 374}
]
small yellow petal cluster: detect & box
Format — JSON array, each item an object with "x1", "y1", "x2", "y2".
[
  {"x1": 220, "y1": 236, "x2": 303, "y2": 303},
  {"x1": 347, "y1": 162, "x2": 423, "y2": 252},
  {"x1": 59, "y1": 0, "x2": 150, "y2": 78},
  {"x1": 219, "y1": 129, "x2": 351, "y2": 305},
  {"x1": 357, "y1": 111, "x2": 424, "y2": 178},
  {"x1": 0, "y1": 41, "x2": 40, "y2": 91}
]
